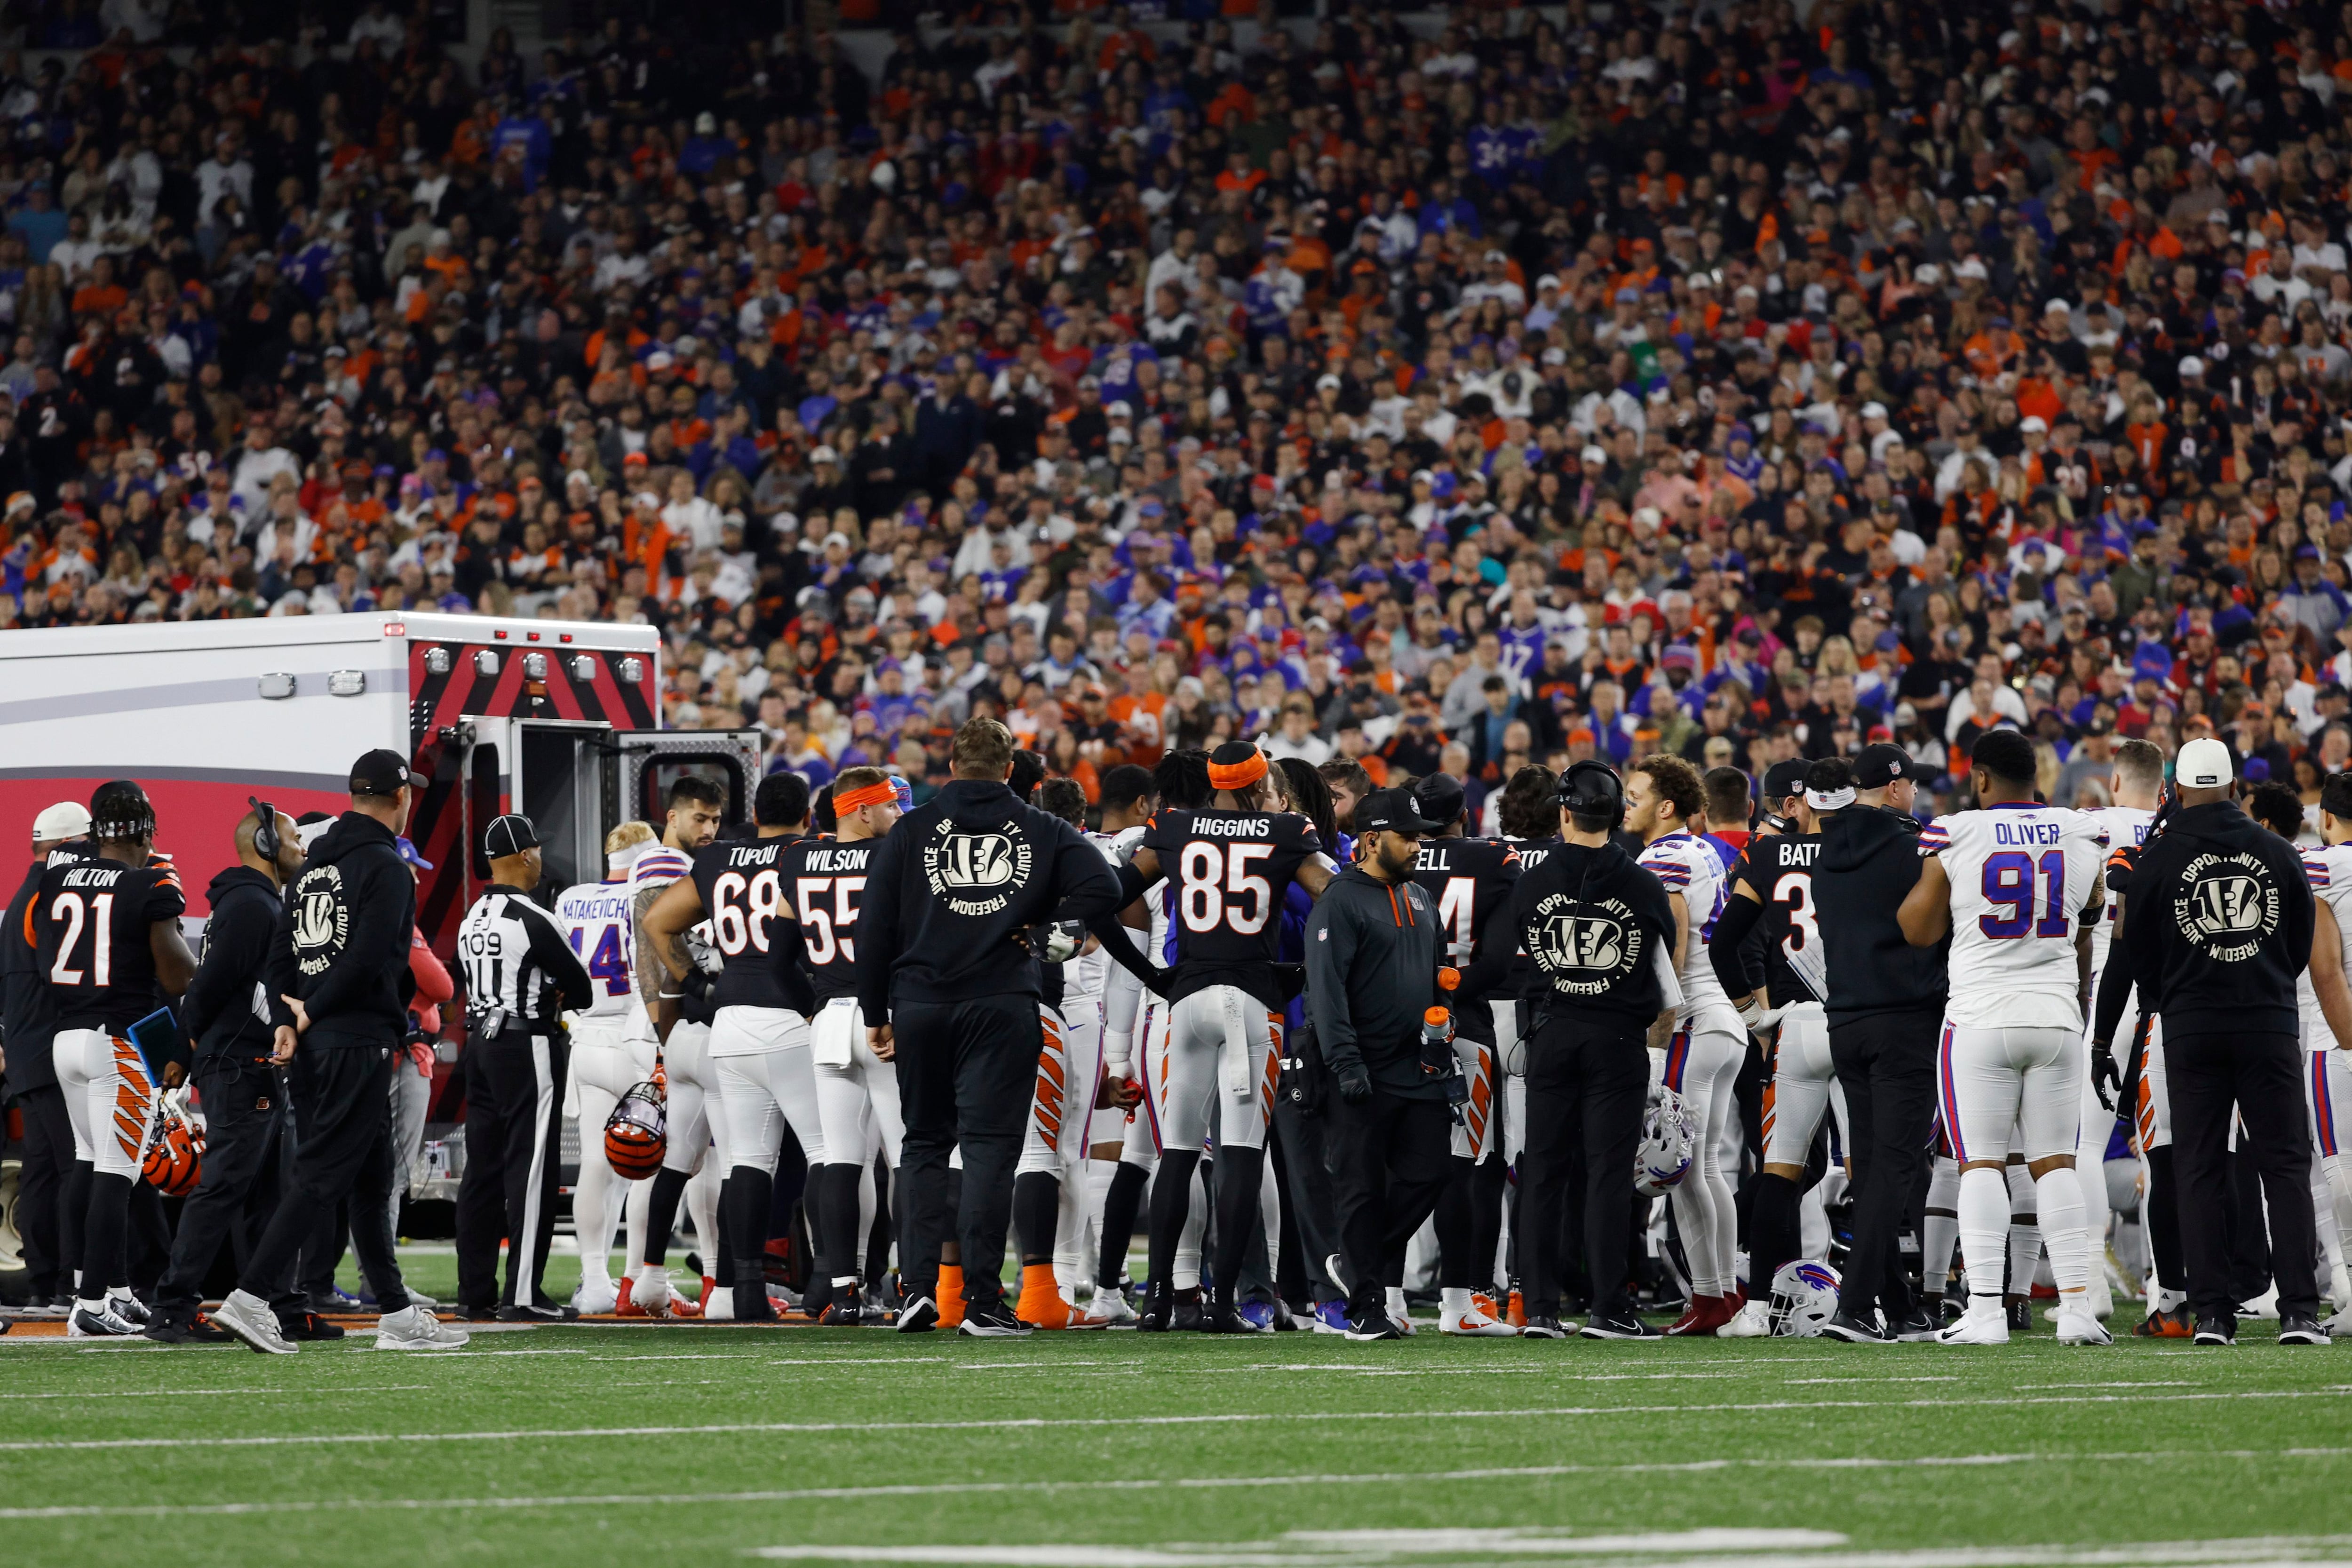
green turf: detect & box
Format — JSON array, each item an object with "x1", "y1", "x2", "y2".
[{"x1": 3, "y1": 1251, "x2": 2350, "y2": 1568}]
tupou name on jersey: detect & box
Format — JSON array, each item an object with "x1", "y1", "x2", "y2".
[
  {"x1": 1191, "y1": 817, "x2": 1271, "y2": 837},
  {"x1": 1993, "y1": 819, "x2": 2063, "y2": 846}
]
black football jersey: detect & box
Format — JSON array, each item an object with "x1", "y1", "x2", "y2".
[
  {"x1": 1732, "y1": 833, "x2": 1826, "y2": 1006},
  {"x1": 692, "y1": 834, "x2": 816, "y2": 1013},
  {"x1": 1141, "y1": 806, "x2": 1325, "y2": 1010},
  {"x1": 36, "y1": 854, "x2": 185, "y2": 1033},
  {"x1": 777, "y1": 836, "x2": 877, "y2": 1004},
  {"x1": 1411, "y1": 834, "x2": 1521, "y2": 1003}
]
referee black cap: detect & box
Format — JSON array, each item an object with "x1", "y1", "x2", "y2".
[{"x1": 484, "y1": 813, "x2": 540, "y2": 860}]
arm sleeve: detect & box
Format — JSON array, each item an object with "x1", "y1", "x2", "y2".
[
  {"x1": 1305, "y1": 896, "x2": 1362, "y2": 1075},
  {"x1": 855, "y1": 828, "x2": 904, "y2": 1020},
  {"x1": 524, "y1": 901, "x2": 596, "y2": 1011},
  {"x1": 2091, "y1": 935, "x2": 2136, "y2": 1047},
  {"x1": 180, "y1": 891, "x2": 267, "y2": 1040},
  {"x1": 1708, "y1": 888, "x2": 1765, "y2": 998},
  {"x1": 1651, "y1": 940, "x2": 1685, "y2": 1013}
]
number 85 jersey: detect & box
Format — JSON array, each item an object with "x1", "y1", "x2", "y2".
[
  {"x1": 1919, "y1": 804, "x2": 2107, "y2": 1030},
  {"x1": 1141, "y1": 807, "x2": 1325, "y2": 1011}
]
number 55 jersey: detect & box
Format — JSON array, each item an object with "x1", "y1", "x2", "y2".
[{"x1": 1919, "y1": 804, "x2": 2107, "y2": 1030}]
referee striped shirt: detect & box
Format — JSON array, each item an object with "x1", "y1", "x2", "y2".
[{"x1": 456, "y1": 883, "x2": 594, "y2": 1031}]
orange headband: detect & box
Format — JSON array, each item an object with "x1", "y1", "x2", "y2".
[
  {"x1": 1207, "y1": 750, "x2": 1268, "y2": 793},
  {"x1": 835, "y1": 781, "x2": 897, "y2": 815}
]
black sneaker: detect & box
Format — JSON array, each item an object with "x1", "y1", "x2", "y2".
[
  {"x1": 2005, "y1": 1297, "x2": 2034, "y2": 1333},
  {"x1": 1203, "y1": 1288, "x2": 1260, "y2": 1335},
  {"x1": 280, "y1": 1313, "x2": 345, "y2": 1341},
  {"x1": 1890, "y1": 1307, "x2": 1940, "y2": 1343},
  {"x1": 1343, "y1": 1311, "x2": 1403, "y2": 1341},
  {"x1": 459, "y1": 1303, "x2": 501, "y2": 1322},
  {"x1": 1580, "y1": 1310, "x2": 1661, "y2": 1340},
  {"x1": 1819, "y1": 1308, "x2": 1893, "y2": 1344},
  {"x1": 894, "y1": 1295, "x2": 939, "y2": 1334},
  {"x1": 1172, "y1": 1286, "x2": 1205, "y2": 1331},
  {"x1": 2193, "y1": 1314, "x2": 2238, "y2": 1346},
  {"x1": 957, "y1": 1299, "x2": 1033, "y2": 1338},
  {"x1": 1520, "y1": 1314, "x2": 1568, "y2": 1340},
  {"x1": 497, "y1": 1298, "x2": 582, "y2": 1322},
  {"x1": 2279, "y1": 1313, "x2": 2328, "y2": 1346},
  {"x1": 818, "y1": 1285, "x2": 866, "y2": 1326},
  {"x1": 1136, "y1": 1280, "x2": 1175, "y2": 1333},
  {"x1": 142, "y1": 1316, "x2": 199, "y2": 1344}
]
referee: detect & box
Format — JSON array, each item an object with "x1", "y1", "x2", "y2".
[
  {"x1": 453, "y1": 814, "x2": 595, "y2": 1321},
  {"x1": 2117, "y1": 737, "x2": 2325, "y2": 1346}
]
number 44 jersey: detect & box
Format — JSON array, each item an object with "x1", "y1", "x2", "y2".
[
  {"x1": 1140, "y1": 807, "x2": 1325, "y2": 1011},
  {"x1": 1918, "y1": 804, "x2": 2107, "y2": 1030},
  {"x1": 557, "y1": 878, "x2": 638, "y2": 1019}
]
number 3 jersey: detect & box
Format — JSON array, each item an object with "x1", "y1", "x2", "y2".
[
  {"x1": 1141, "y1": 807, "x2": 1325, "y2": 1012},
  {"x1": 1918, "y1": 804, "x2": 2107, "y2": 1030},
  {"x1": 1731, "y1": 832, "x2": 1826, "y2": 1007},
  {"x1": 776, "y1": 836, "x2": 874, "y2": 1003},
  {"x1": 36, "y1": 854, "x2": 186, "y2": 1034},
  {"x1": 556, "y1": 878, "x2": 637, "y2": 1019},
  {"x1": 691, "y1": 835, "x2": 816, "y2": 1014}
]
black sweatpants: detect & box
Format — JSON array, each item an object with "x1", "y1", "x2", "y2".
[
  {"x1": 154, "y1": 1053, "x2": 304, "y2": 1322},
  {"x1": 454, "y1": 1029, "x2": 569, "y2": 1310},
  {"x1": 1518, "y1": 1017, "x2": 1649, "y2": 1320},
  {"x1": 1323, "y1": 1082, "x2": 1451, "y2": 1321},
  {"x1": 2168, "y1": 1029, "x2": 2319, "y2": 1324},
  {"x1": 894, "y1": 994, "x2": 1040, "y2": 1309},
  {"x1": 13, "y1": 1082, "x2": 72, "y2": 1298},
  {"x1": 235, "y1": 1043, "x2": 410, "y2": 1314},
  {"x1": 1828, "y1": 1009, "x2": 1939, "y2": 1324},
  {"x1": 1272, "y1": 1090, "x2": 1344, "y2": 1305}
]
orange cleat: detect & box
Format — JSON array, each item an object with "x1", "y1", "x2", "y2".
[
  {"x1": 1016, "y1": 1264, "x2": 1073, "y2": 1329},
  {"x1": 1506, "y1": 1289, "x2": 1526, "y2": 1328},
  {"x1": 2133, "y1": 1305, "x2": 2193, "y2": 1338},
  {"x1": 938, "y1": 1264, "x2": 967, "y2": 1329},
  {"x1": 614, "y1": 1277, "x2": 644, "y2": 1318}
]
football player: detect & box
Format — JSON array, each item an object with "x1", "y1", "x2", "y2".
[
  {"x1": 1625, "y1": 753, "x2": 1748, "y2": 1336},
  {"x1": 644, "y1": 771, "x2": 823, "y2": 1323},
  {"x1": 40, "y1": 780, "x2": 194, "y2": 1337},
  {"x1": 1899, "y1": 729, "x2": 2109, "y2": 1346},
  {"x1": 557, "y1": 821, "x2": 657, "y2": 1315},
  {"x1": 1405, "y1": 773, "x2": 1519, "y2": 1336},
  {"x1": 784, "y1": 766, "x2": 904, "y2": 1325},
  {"x1": 1120, "y1": 741, "x2": 1335, "y2": 1332},
  {"x1": 2268, "y1": 778, "x2": 2352, "y2": 1318},
  {"x1": 620, "y1": 776, "x2": 723, "y2": 1318},
  {"x1": 1709, "y1": 758, "x2": 1872, "y2": 1337}
]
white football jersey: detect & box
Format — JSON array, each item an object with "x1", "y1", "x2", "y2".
[
  {"x1": 2296, "y1": 843, "x2": 2352, "y2": 1047},
  {"x1": 1637, "y1": 830, "x2": 1736, "y2": 1027},
  {"x1": 1918, "y1": 804, "x2": 2107, "y2": 1030},
  {"x1": 1065, "y1": 828, "x2": 1133, "y2": 1004},
  {"x1": 2084, "y1": 804, "x2": 2153, "y2": 976},
  {"x1": 619, "y1": 841, "x2": 698, "y2": 1035},
  {"x1": 557, "y1": 878, "x2": 637, "y2": 1019}
]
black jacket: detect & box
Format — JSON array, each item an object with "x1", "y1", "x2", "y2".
[
  {"x1": 269, "y1": 811, "x2": 418, "y2": 1048},
  {"x1": 856, "y1": 779, "x2": 1125, "y2": 1014},
  {"x1": 1815, "y1": 805, "x2": 1948, "y2": 1026},
  {"x1": 183, "y1": 866, "x2": 286, "y2": 1061},
  {"x1": 0, "y1": 849, "x2": 73, "y2": 1092},
  {"x1": 2124, "y1": 800, "x2": 2312, "y2": 1039},
  {"x1": 1305, "y1": 865, "x2": 1446, "y2": 1097},
  {"x1": 1507, "y1": 839, "x2": 1677, "y2": 1033}
]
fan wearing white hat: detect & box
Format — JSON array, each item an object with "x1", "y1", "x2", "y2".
[
  {"x1": 2106, "y1": 734, "x2": 2328, "y2": 1346},
  {"x1": 0, "y1": 801, "x2": 96, "y2": 1318}
]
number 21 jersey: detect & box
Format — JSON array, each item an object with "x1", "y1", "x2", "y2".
[
  {"x1": 1918, "y1": 804, "x2": 2106, "y2": 1029},
  {"x1": 37, "y1": 855, "x2": 185, "y2": 1033},
  {"x1": 1141, "y1": 807, "x2": 1324, "y2": 1011}
]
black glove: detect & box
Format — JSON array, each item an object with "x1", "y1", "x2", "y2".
[
  {"x1": 2091, "y1": 1042, "x2": 2121, "y2": 1112},
  {"x1": 680, "y1": 967, "x2": 718, "y2": 1026},
  {"x1": 1335, "y1": 1061, "x2": 1372, "y2": 1103}
]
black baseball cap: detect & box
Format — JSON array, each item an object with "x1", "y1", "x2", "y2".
[
  {"x1": 1410, "y1": 772, "x2": 1466, "y2": 829},
  {"x1": 1356, "y1": 787, "x2": 1439, "y2": 836},
  {"x1": 1852, "y1": 742, "x2": 1933, "y2": 789},
  {"x1": 1762, "y1": 759, "x2": 1811, "y2": 801},
  {"x1": 350, "y1": 748, "x2": 420, "y2": 796},
  {"x1": 483, "y1": 813, "x2": 540, "y2": 859}
]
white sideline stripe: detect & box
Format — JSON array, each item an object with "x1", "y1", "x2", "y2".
[
  {"x1": 750, "y1": 1529, "x2": 1850, "y2": 1565},
  {"x1": 0, "y1": 1386, "x2": 434, "y2": 1400},
  {"x1": 11, "y1": 1389, "x2": 2352, "y2": 1453},
  {"x1": 0, "y1": 1452, "x2": 2342, "y2": 1520}
]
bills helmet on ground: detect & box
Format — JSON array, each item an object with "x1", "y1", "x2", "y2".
[
  {"x1": 1634, "y1": 1086, "x2": 1695, "y2": 1195},
  {"x1": 142, "y1": 1107, "x2": 203, "y2": 1196},
  {"x1": 1767, "y1": 1259, "x2": 1843, "y2": 1337},
  {"x1": 604, "y1": 1076, "x2": 668, "y2": 1179}
]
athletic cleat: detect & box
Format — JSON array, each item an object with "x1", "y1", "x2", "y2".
[
  {"x1": 2278, "y1": 1313, "x2": 2329, "y2": 1346},
  {"x1": 2325, "y1": 1308, "x2": 2352, "y2": 1339},
  {"x1": 67, "y1": 1298, "x2": 142, "y2": 1338},
  {"x1": 497, "y1": 1298, "x2": 581, "y2": 1322},
  {"x1": 2192, "y1": 1315, "x2": 2237, "y2": 1346},
  {"x1": 2054, "y1": 1307, "x2": 2113, "y2": 1346},
  {"x1": 1136, "y1": 1280, "x2": 1176, "y2": 1333},
  {"x1": 143, "y1": 1312, "x2": 231, "y2": 1345},
  {"x1": 1665, "y1": 1295, "x2": 1729, "y2": 1337},
  {"x1": 1015, "y1": 1268, "x2": 1073, "y2": 1330},
  {"x1": 573, "y1": 1278, "x2": 620, "y2": 1317},
  {"x1": 280, "y1": 1312, "x2": 345, "y2": 1341},
  {"x1": 1505, "y1": 1288, "x2": 1526, "y2": 1328},
  {"x1": 1819, "y1": 1308, "x2": 1893, "y2": 1344},
  {"x1": 317, "y1": 1286, "x2": 361, "y2": 1312},
  {"x1": 109, "y1": 1294, "x2": 151, "y2": 1326},
  {"x1": 376, "y1": 1305, "x2": 469, "y2": 1350},
  {"x1": 1171, "y1": 1286, "x2": 1205, "y2": 1332},
  {"x1": 1519, "y1": 1314, "x2": 1568, "y2": 1339},
  {"x1": 1471, "y1": 1290, "x2": 1502, "y2": 1321},
  {"x1": 1890, "y1": 1307, "x2": 1942, "y2": 1343},
  {"x1": 1311, "y1": 1300, "x2": 1349, "y2": 1335},
  {"x1": 1580, "y1": 1310, "x2": 1661, "y2": 1340},
  {"x1": 2240, "y1": 1285, "x2": 2281, "y2": 1320},
  {"x1": 1439, "y1": 1304, "x2": 1517, "y2": 1337},
  {"x1": 1086, "y1": 1285, "x2": 1137, "y2": 1326},
  {"x1": 895, "y1": 1295, "x2": 939, "y2": 1333},
  {"x1": 2134, "y1": 1306, "x2": 2194, "y2": 1338},
  {"x1": 2004, "y1": 1297, "x2": 2033, "y2": 1333},
  {"x1": 936, "y1": 1266, "x2": 966, "y2": 1329},
  {"x1": 1343, "y1": 1311, "x2": 1403, "y2": 1341},
  {"x1": 957, "y1": 1299, "x2": 1033, "y2": 1338},
  {"x1": 1717, "y1": 1300, "x2": 1772, "y2": 1338},
  {"x1": 1937, "y1": 1304, "x2": 2010, "y2": 1346},
  {"x1": 1236, "y1": 1300, "x2": 1278, "y2": 1334},
  {"x1": 458, "y1": 1303, "x2": 501, "y2": 1322},
  {"x1": 211, "y1": 1289, "x2": 296, "y2": 1354},
  {"x1": 612, "y1": 1276, "x2": 640, "y2": 1316},
  {"x1": 818, "y1": 1286, "x2": 866, "y2": 1326}
]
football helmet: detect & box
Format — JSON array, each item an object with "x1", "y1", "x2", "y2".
[
  {"x1": 1767, "y1": 1259, "x2": 1842, "y2": 1337},
  {"x1": 142, "y1": 1104, "x2": 203, "y2": 1197},
  {"x1": 1633, "y1": 1085, "x2": 1694, "y2": 1196},
  {"x1": 604, "y1": 1075, "x2": 667, "y2": 1179}
]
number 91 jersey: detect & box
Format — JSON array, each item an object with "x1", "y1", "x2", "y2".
[
  {"x1": 1918, "y1": 803, "x2": 2107, "y2": 1030},
  {"x1": 1141, "y1": 807, "x2": 1324, "y2": 1011},
  {"x1": 691, "y1": 835, "x2": 817, "y2": 1014}
]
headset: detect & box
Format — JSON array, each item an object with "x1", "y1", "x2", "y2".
[
  {"x1": 1557, "y1": 759, "x2": 1625, "y2": 825},
  {"x1": 248, "y1": 796, "x2": 281, "y2": 861}
]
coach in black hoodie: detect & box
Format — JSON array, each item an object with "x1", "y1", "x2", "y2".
[
  {"x1": 2122, "y1": 738, "x2": 2320, "y2": 1343},
  {"x1": 1813, "y1": 743, "x2": 1946, "y2": 1341},
  {"x1": 856, "y1": 717, "x2": 1135, "y2": 1334}
]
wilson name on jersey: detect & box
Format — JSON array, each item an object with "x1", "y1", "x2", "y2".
[
  {"x1": 1140, "y1": 807, "x2": 1323, "y2": 1010},
  {"x1": 557, "y1": 880, "x2": 636, "y2": 1019},
  {"x1": 1410, "y1": 836, "x2": 1520, "y2": 997},
  {"x1": 1637, "y1": 831, "x2": 1734, "y2": 1020},
  {"x1": 1736, "y1": 833, "x2": 1827, "y2": 1006},
  {"x1": 691, "y1": 836, "x2": 815, "y2": 1013},
  {"x1": 1918, "y1": 804, "x2": 2107, "y2": 1029},
  {"x1": 37, "y1": 857, "x2": 185, "y2": 1032},
  {"x1": 779, "y1": 837, "x2": 874, "y2": 1003}
]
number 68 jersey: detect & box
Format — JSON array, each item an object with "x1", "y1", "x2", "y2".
[{"x1": 1918, "y1": 803, "x2": 2107, "y2": 1030}]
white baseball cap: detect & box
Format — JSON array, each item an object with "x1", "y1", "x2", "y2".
[
  {"x1": 32, "y1": 801, "x2": 89, "y2": 843},
  {"x1": 2177, "y1": 736, "x2": 2234, "y2": 789}
]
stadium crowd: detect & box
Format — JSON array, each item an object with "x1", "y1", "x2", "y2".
[{"x1": 1, "y1": 0, "x2": 2351, "y2": 820}]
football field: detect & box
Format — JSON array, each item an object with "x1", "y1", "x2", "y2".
[{"x1": 3, "y1": 1254, "x2": 2350, "y2": 1568}]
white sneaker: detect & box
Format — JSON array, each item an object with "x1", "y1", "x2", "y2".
[
  {"x1": 211, "y1": 1289, "x2": 296, "y2": 1355},
  {"x1": 376, "y1": 1305, "x2": 469, "y2": 1350},
  {"x1": 1438, "y1": 1289, "x2": 1517, "y2": 1336},
  {"x1": 633, "y1": 1269, "x2": 674, "y2": 1318},
  {"x1": 2324, "y1": 1307, "x2": 2352, "y2": 1339},
  {"x1": 66, "y1": 1297, "x2": 142, "y2": 1338},
  {"x1": 2087, "y1": 1270, "x2": 2114, "y2": 1321},
  {"x1": 2241, "y1": 1285, "x2": 2281, "y2": 1320},
  {"x1": 1384, "y1": 1288, "x2": 1417, "y2": 1337},
  {"x1": 572, "y1": 1277, "x2": 620, "y2": 1317},
  {"x1": 2330, "y1": 1265, "x2": 2352, "y2": 1316},
  {"x1": 1718, "y1": 1299, "x2": 1772, "y2": 1337},
  {"x1": 2055, "y1": 1306, "x2": 2113, "y2": 1346},
  {"x1": 107, "y1": 1292, "x2": 151, "y2": 1326},
  {"x1": 1086, "y1": 1286, "x2": 1137, "y2": 1325},
  {"x1": 1937, "y1": 1303, "x2": 2010, "y2": 1346},
  {"x1": 703, "y1": 1285, "x2": 734, "y2": 1321}
]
